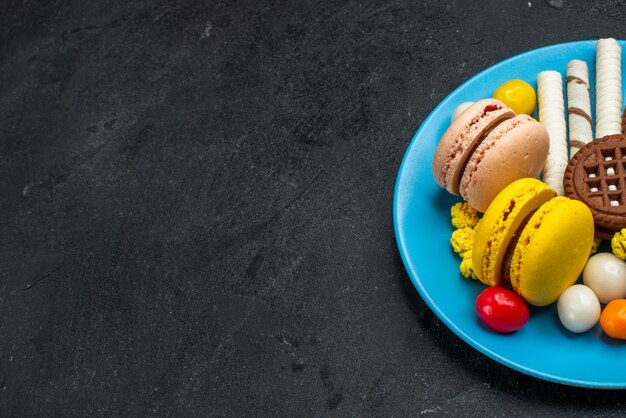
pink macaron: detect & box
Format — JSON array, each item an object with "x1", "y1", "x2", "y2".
[{"x1": 432, "y1": 99, "x2": 549, "y2": 212}]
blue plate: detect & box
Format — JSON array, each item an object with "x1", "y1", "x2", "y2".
[{"x1": 394, "y1": 40, "x2": 626, "y2": 388}]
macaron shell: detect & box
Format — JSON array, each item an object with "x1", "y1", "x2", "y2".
[
  {"x1": 432, "y1": 99, "x2": 515, "y2": 195},
  {"x1": 472, "y1": 178, "x2": 556, "y2": 287},
  {"x1": 510, "y1": 197, "x2": 594, "y2": 306},
  {"x1": 460, "y1": 114, "x2": 549, "y2": 212}
]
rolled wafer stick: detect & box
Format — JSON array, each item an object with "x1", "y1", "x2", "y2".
[
  {"x1": 538, "y1": 70, "x2": 568, "y2": 196},
  {"x1": 596, "y1": 38, "x2": 622, "y2": 138},
  {"x1": 567, "y1": 59, "x2": 593, "y2": 158}
]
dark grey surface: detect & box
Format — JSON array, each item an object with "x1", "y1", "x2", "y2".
[{"x1": 2, "y1": 0, "x2": 626, "y2": 416}]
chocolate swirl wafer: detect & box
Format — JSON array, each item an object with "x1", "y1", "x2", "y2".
[
  {"x1": 538, "y1": 70, "x2": 568, "y2": 195},
  {"x1": 567, "y1": 60, "x2": 593, "y2": 157}
]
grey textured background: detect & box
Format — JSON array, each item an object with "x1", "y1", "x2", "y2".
[{"x1": 1, "y1": 0, "x2": 626, "y2": 416}]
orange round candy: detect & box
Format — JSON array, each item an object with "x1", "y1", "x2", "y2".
[{"x1": 600, "y1": 299, "x2": 626, "y2": 340}]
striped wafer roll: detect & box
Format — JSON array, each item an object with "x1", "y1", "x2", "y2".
[
  {"x1": 566, "y1": 59, "x2": 593, "y2": 158},
  {"x1": 538, "y1": 70, "x2": 568, "y2": 196},
  {"x1": 596, "y1": 38, "x2": 622, "y2": 138}
]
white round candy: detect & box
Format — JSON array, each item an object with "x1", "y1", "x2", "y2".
[
  {"x1": 557, "y1": 284, "x2": 601, "y2": 333},
  {"x1": 583, "y1": 252, "x2": 626, "y2": 303},
  {"x1": 451, "y1": 101, "x2": 474, "y2": 121}
]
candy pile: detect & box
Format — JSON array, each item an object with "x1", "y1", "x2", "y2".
[
  {"x1": 432, "y1": 38, "x2": 626, "y2": 339},
  {"x1": 449, "y1": 202, "x2": 479, "y2": 280}
]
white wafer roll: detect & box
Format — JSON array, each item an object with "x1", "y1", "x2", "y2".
[
  {"x1": 596, "y1": 38, "x2": 622, "y2": 138},
  {"x1": 538, "y1": 70, "x2": 568, "y2": 196},
  {"x1": 566, "y1": 59, "x2": 593, "y2": 158}
]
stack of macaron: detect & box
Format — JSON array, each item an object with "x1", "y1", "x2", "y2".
[
  {"x1": 431, "y1": 38, "x2": 626, "y2": 339},
  {"x1": 432, "y1": 98, "x2": 549, "y2": 212},
  {"x1": 469, "y1": 177, "x2": 626, "y2": 337},
  {"x1": 472, "y1": 178, "x2": 594, "y2": 307}
]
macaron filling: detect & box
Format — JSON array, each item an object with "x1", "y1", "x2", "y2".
[
  {"x1": 509, "y1": 200, "x2": 557, "y2": 295},
  {"x1": 500, "y1": 210, "x2": 536, "y2": 285},
  {"x1": 456, "y1": 125, "x2": 498, "y2": 195}
]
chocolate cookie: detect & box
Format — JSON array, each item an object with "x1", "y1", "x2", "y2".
[{"x1": 563, "y1": 134, "x2": 626, "y2": 239}]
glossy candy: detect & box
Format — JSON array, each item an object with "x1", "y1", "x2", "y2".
[
  {"x1": 451, "y1": 101, "x2": 474, "y2": 121},
  {"x1": 600, "y1": 299, "x2": 626, "y2": 340},
  {"x1": 583, "y1": 253, "x2": 626, "y2": 304},
  {"x1": 557, "y1": 284, "x2": 601, "y2": 333},
  {"x1": 475, "y1": 286, "x2": 530, "y2": 333},
  {"x1": 493, "y1": 79, "x2": 536, "y2": 115}
]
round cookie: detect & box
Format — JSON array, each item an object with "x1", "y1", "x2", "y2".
[{"x1": 563, "y1": 134, "x2": 626, "y2": 239}]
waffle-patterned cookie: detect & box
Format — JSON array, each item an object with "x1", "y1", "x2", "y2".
[{"x1": 563, "y1": 134, "x2": 626, "y2": 239}]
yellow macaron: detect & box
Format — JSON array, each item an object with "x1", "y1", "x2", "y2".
[
  {"x1": 509, "y1": 196, "x2": 594, "y2": 306},
  {"x1": 472, "y1": 178, "x2": 556, "y2": 287},
  {"x1": 472, "y1": 178, "x2": 594, "y2": 306}
]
